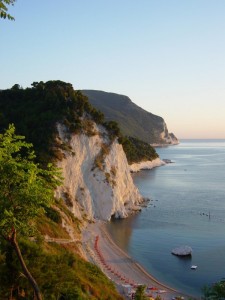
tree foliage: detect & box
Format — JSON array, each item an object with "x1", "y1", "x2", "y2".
[
  {"x1": 0, "y1": 0, "x2": 15, "y2": 20},
  {"x1": 203, "y1": 279, "x2": 225, "y2": 300},
  {"x1": 0, "y1": 124, "x2": 61, "y2": 240},
  {"x1": 134, "y1": 285, "x2": 148, "y2": 300},
  {"x1": 119, "y1": 135, "x2": 158, "y2": 164},
  {"x1": 0, "y1": 124, "x2": 61, "y2": 299},
  {"x1": 0, "y1": 81, "x2": 106, "y2": 165}
]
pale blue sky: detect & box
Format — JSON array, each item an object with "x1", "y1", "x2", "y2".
[{"x1": 1, "y1": 0, "x2": 225, "y2": 138}]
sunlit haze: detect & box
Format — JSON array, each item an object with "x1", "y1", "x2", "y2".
[{"x1": 1, "y1": 0, "x2": 225, "y2": 139}]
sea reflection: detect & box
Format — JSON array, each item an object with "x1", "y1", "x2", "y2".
[
  {"x1": 107, "y1": 140, "x2": 225, "y2": 296},
  {"x1": 106, "y1": 215, "x2": 137, "y2": 251}
]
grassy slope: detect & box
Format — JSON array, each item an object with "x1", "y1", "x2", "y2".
[
  {"x1": 82, "y1": 89, "x2": 166, "y2": 144},
  {"x1": 0, "y1": 201, "x2": 123, "y2": 300}
]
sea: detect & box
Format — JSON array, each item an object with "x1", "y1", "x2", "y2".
[{"x1": 107, "y1": 139, "x2": 225, "y2": 297}]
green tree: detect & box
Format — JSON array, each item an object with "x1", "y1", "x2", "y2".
[
  {"x1": 134, "y1": 285, "x2": 148, "y2": 300},
  {"x1": 0, "y1": 0, "x2": 16, "y2": 20},
  {"x1": 0, "y1": 124, "x2": 61, "y2": 300},
  {"x1": 203, "y1": 279, "x2": 225, "y2": 299}
]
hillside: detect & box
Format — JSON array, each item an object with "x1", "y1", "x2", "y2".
[
  {"x1": 0, "y1": 80, "x2": 157, "y2": 299},
  {"x1": 82, "y1": 90, "x2": 179, "y2": 145},
  {"x1": 0, "y1": 196, "x2": 123, "y2": 299}
]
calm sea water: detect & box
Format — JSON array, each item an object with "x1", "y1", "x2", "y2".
[{"x1": 107, "y1": 140, "x2": 225, "y2": 297}]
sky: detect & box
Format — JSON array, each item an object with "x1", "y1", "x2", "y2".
[{"x1": 1, "y1": 0, "x2": 225, "y2": 139}]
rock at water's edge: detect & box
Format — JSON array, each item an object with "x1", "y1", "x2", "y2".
[{"x1": 171, "y1": 246, "x2": 192, "y2": 256}]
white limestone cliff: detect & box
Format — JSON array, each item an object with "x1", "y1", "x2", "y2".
[
  {"x1": 55, "y1": 123, "x2": 143, "y2": 221},
  {"x1": 129, "y1": 157, "x2": 165, "y2": 173},
  {"x1": 160, "y1": 122, "x2": 179, "y2": 145}
]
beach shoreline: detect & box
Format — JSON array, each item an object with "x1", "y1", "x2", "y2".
[{"x1": 82, "y1": 220, "x2": 195, "y2": 299}]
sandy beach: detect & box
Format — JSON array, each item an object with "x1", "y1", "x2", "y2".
[{"x1": 82, "y1": 220, "x2": 193, "y2": 300}]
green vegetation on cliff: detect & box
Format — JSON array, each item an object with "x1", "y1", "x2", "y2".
[
  {"x1": 0, "y1": 81, "x2": 158, "y2": 165},
  {"x1": 82, "y1": 89, "x2": 177, "y2": 144},
  {"x1": 0, "y1": 81, "x2": 104, "y2": 165},
  {"x1": 119, "y1": 136, "x2": 158, "y2": 163},
  {"x1": 0, "y1": 209, "x2": 122, "y2": 300}
]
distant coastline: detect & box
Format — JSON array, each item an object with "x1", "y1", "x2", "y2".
[
  {"x1": 180, "y1": 139, "x2": 225, "y2": 142},
  {"x1": 151, "y1": 141, "x2": 180, "y2": 148}
]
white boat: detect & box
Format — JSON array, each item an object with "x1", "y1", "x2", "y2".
[{"x1": 191, "y1": 265, "x2": 197, "y2": 270}]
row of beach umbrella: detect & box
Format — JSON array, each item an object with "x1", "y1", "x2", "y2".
[{"x1": 94, "y1": 235, "x2": 145, "y2": 288}]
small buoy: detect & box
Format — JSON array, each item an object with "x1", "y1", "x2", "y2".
[{"x1": 191, "y1": 265, "x2": 197, "y2": 270}]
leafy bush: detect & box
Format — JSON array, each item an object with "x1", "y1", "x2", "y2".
[
  {"x1": 0, "y1": 239, "x2": 123, "y2": 300},
  {"x1": 119, "y1": 136, "x2": 158, "y2": 164},
  {"x1": 103, "y1": 121, "x2": 121, "y2": 140},
  {"x1": 203, "y1": 279, "x2": 225, "y2": 299},
  {"x1": 45, "y1": 206, "x2": 61, "y2": 224}
]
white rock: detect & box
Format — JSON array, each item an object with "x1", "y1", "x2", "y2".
[
  {"x1": 129, "y1": 158, "x2": 165, "y2": 173},
  {"x1": 55, "y1": 123, "x2": 143, "y2": 221},
  {"x1": 160, "y1": 122, "x2": 179, "y2": 145},
  {"x1": 171, "y1": 246, "x2": 192, "y2": 256}
]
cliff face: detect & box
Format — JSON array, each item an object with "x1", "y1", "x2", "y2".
[
  {"x1": 129, "y1": 157, "x2": 165, "y2": 173},
  {"x1": 55, "y1": 123, "x2": 143, "y2": 221},
  {"x1": 158, "y1": 122, "x2": 179, "y2": 145},
  {"x1": 0, "y1": 81, "x2": 162, "y2": 223},
  {"x1": 82, "y1": 90, "x2": 179, "y2": 145}
]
